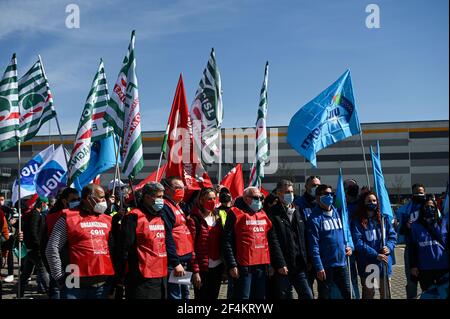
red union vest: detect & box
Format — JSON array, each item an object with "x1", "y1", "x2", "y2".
[
  {"x1": 64, "y1": 210, "x2": 114, "y2": 277},
  {"x1": 130, "y1": 208, "x2": 168, "y2": 278},
  {"x1": 164, "y1": 199, "x2": 193, "y2": 256},
  {"x1": 208, "y1": 220, "x2": 222, "y2": 261},
  {"x1": 232, "y1": 207, "x2": 272, "y2": 266}
]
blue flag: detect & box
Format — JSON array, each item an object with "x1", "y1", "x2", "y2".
[
  {"x1": 287, "y1": 70, "x2": 361, "y2": 167},
  {"x1": 35, "y1": 145, "x2": 69, "y2": 198},
  {"x1": 335, "y1": 168, "x2": 354, "y2": 248},
  {"x1": 11, "y1": 144, "x2": 54, "y2": 204},
  {"x1": 73, "y1": 134, "x2": 119, "y2": 192},
  {"x1": 371, "y1": 141, "x2": 394, "y2": 222}
]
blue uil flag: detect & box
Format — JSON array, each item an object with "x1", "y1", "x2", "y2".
[
  {"x1": 287, "y1": 70, "x2": 361, "y2": 167},
  {"x1": 35, "y1": 145, "x2": 69, "y2": 198}
]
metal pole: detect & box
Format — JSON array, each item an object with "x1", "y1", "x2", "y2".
[
  {"x1": 380, "y1": 215, "x2": 392, "y2": 299},
  {"x1": 111, "y1": 136, "x2": 121, "y2": 198},
  {"x1": 359, "y1": 130, "x2": 371, "y2": 189},
  {"x1": 16, "y1": 141, "x2": 22, "y2": 299},
  {"x1": 155, "y1": 151, "x2": 164, "y2": 182},
  {"x1": 347, "y1": 255, "x2": 353, "y2": 299},
  {"x1": 217, "y1": 129, "x2": 222, "y2": 184}
]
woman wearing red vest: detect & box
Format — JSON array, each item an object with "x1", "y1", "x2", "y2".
[
  {"x1": 160, "y1": 177, "x2": 194, "y2": 299},
  {"x1": 187, "y1": 188, "x2": 224, "y2": 299},
  {"x1": 223, "y1": 186, "x2": 275, "y2": 299},
  {"x1": 115, "y1": 182, "x2": 171, "y2": 299},
  {"x1": 45, "y1": 184, "x2": 115, "y2": 299}
]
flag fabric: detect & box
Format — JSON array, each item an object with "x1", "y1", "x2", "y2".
[
  {"x1": 72, "y1": 135, "x2": 119, "y2": 192},
  {"x1": 18, "y1": 57, "x2": 56, "y2": 142},
  {"x1": 165, "y1": 74, "x2": 212, "y2": 190},
  {"x1": 0, "y1": 54, "x2": 19, "y2": 152},
  {"x1": 105, "y1": 30, "x2": 144, "y2": 179},
  {"x1": 135, "y1": 163, "x2": 167, "y2": 191},
  {"x1": 287, "y1": 70, "x2": 361, "y2": 167},
  {"x1": 190, "y1": 48, "x2": 223, "y2": 165},
  {"x1": 11, "y1": 144, "x2": 54, "y2": 204},
  {"x1": 249, "y1": 62, "x2": 269, "y2": 188},
  {"x1": 335, "y1": 168, "x2": 354, "y2": 247},
  {"x1": 35, "y1": 145, "x2": 69, "y2": 198},
  {"x1": 92, "y1": 175, "x2": 101, "y2": 185},
  {"x1": 220, "y1": 164, "x2": 244, "y2": 200},
  {"x1": 68, "y1": 59, "x2": 111, "y2": 183},
  {"x1": 442, "y1": 182, "x2": 448, "y2": 229},
  {"x1": 371, "y1": 141, "x2": 394, "y2": 222}
]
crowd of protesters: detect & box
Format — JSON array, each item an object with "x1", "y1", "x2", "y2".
[{"x1": 0, "y1": 178, "x2": 448, "y2": 300}]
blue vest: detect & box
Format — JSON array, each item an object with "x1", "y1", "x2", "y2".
[{"x1": 410, "y1": 222, "x2": 448, "y2": 270}]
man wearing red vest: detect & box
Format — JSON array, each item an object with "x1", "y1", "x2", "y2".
[
  {"x1": 160, "y1": 177, "x2": 194, "y2": 299},
  {"x1": 115, "y1": 182, "x2": 173, "y2": 299},
  {"x1": 45, "y1": 184, "x2": 115, "y2": 299},
  {"x1": 223, "y1": 186, "x2": 275, "y2": 299}
]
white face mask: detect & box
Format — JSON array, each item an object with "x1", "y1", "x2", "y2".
[{"x1": 91, "y1": 197, "x2": 108, "y2": 214}]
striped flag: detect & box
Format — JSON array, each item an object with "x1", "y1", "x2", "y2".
[
  {"x1": 68, "y1": 59, "x2": 111, "y2": 182},
  {"x1": 190, "y1": 48, "x2": 223, "y2": 164},
  {"x1": 249, "y1": 62, "x2": 269, "y2": 188},
  {"x1": 0, "y1": 54, "x2": 19, "y2": 152},
  {"x1": 18, "y1": 57, "x2": 56, "y2": 142}
]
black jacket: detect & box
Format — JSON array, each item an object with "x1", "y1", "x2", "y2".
[
  {"x1": 223, "y1": 197, "x2": 276, "y2": 269},
  {"x1": 266, "y1": 201, "x2": 309, "y2": 273},
  {"x1": 23, "y1": 208, "x2": 45, "y2": 252}
]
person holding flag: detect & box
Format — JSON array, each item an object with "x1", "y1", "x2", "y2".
[
  {"x1": 352, "y1": 191, "x2": 397, "y2": 299},
  {"x1": 307, "y1": 184, "x2": 353, "y2": 299},
  {"x1": 409, "y1": 194, "x2": 448, "y2": 292}
]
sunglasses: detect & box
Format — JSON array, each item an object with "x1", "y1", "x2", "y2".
[{"x1": 248, "y1": 195, "x2": 264, "y2": 201}]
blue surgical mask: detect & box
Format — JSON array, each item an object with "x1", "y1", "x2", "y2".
[
  {"x1": 152, "y1": 198, "x2": 164, "y2": 212},
  {"x1": 283, "y1": 193, "x2": 294, "y2": 206},
  {"x1": 69, "y1": 201, "x2": 80, "y2": 209},
  {"x1": 250, "y1": 199, "x2": 262, "y2": 212},
  {"x1": 320, "y1": 194, "x2": 334, "y2": 207},
  {"x1": 308, "y1": 186, "x2": 317, "y2": 197}
]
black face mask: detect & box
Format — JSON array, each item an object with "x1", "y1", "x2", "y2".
[{"x1": 412, "y1": 194, "x2": 426, "y2": 204}]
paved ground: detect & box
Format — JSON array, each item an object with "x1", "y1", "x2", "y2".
[{"x1": 1, "y1": 245, "x2": 420, "y2": 299}]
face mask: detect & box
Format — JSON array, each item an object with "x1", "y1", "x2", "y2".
[
  {"x1": 0, "y1": 200, "x2": 4, "y2": 206},
  {"x1": 69, "y1": 201, "x2": 80, "y2": 209},
  {"x1": 204, "y1": 199, "x2": 216, "y2": 212},
  {"x1": 172, "y1": 188, "x2": 185, "y2": 202},
  {"x1": 366, "y1": 203, "x2": 378, "y2": 212},
  {"x1": 319, "y1": 194, "x2": 334, "y2": 207},
  {"x1": 250, "y1": 199, "x2": 262, "y2": 212},
  {"x1": 91, "y1": 198, "x2": 108, "y2": 214},
  {"x1": 283, "y1": 193, "x2": 294, "y2": 205},
  {"x1": 152, "y1": 198, "x2": 164, "y2": 212},
  {"x1": 308, "y1": 187, "x2": 317, "y2": 197},
  {"x1": 412, "y1": 194, "x2": 426, "y2": 204}
]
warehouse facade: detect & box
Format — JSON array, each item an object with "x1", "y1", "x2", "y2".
[{"x1": 0, "y1": 120, "x2": 448, "y2": 202}]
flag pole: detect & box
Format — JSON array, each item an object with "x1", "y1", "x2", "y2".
[
  {"x1": 359, "y1": 130, "x2": 371, "y2": 189},
  {"x1": 217, "y1": 128, "x2": 222, "y2": 183},
  {"x1": 111, "y1": 135, "x2": 121, "y2": 198},
  {"x1": 16, "y1": 141, "x2": 22, "y2": 299},
  {"x1": 155, "y1": 151, "x2": 164, "y2": 182},
  {"x1": 128, "y1": 178, "x2": 138, "y2": 207},
  {"x1": 380, "y1": 215, "x2": 392, "y2": 299},
  {"x1": 38, "y1": 55, "x2": 69, "y2": 169}
]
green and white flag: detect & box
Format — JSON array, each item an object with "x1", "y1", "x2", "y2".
[
  {"x1": 18, "y1": 56, "x2": 56, "y2": 142},
  {"x1": 68, "y1": 59, "x2": 111, "y2": 182},
  {"x1": 0, "y1": 54, "x2": 19, "y2": 152},
  {"x1": 249, "y1": 62, "x2": 269, "y2": 188},
  {"x1": 190, "y1": 48, "x2": 223, "y2": 164},
  {"x1": 105, "y1": 30, "x2": 143, "y2": 179}
]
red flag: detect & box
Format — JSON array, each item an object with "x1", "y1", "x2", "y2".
[
  {"x1": 165, "y1": 74, "x2": 212, "y2": 190},
  {"x1": 260, "y1": 186, "x2": 270, "y2": 197},
  {"x1": 135, "y1": 163, "x2": 167, "y2": 191},
  {"x1": 92, "y1": 175, "x2": 101, "y2": 185},
  {"x1": 220, "y1": 164, "x2": 244, "y2": 199}
]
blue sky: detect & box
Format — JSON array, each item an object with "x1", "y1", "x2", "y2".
[{"x1": 0, "y1": 0, "x2": 448, "y2": 135}]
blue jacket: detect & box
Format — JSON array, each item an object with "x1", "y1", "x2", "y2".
[
  {"x1": 295, "y1": 193, "x2": 316, "y2": 221},
  {"x1": 307, "y1": 206, "x2": 353, "y2": 272},
  {"x1": 351, "y1": 217, "x2": 397, "y2": 277},
  {"x1": 409, "y1": 221, "x2": 448, "y2": 271}
]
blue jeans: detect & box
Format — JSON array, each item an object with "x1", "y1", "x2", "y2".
[
  {"x1": 167, "y1": 258, "x2": 190, "y2": 300},
  {"x1": 232, "y1": 265, "x2": 267, "y2": 299},
  {"x1": 328, "y1": 257, "x2": 360, "y2": 299},
  {"x1": 274, "y1": 271, "x2": 313, "y2": 299},
  {"x1": 63, "y1": 282, "x2": 109, "y2": 299},
  {"x1": 48, "y1": 277, "x2": 61, "y2": 299}
]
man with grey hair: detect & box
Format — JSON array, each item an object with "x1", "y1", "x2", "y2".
[
  {"x1": 223, "y1": 186, "x2": 275, "y2": 299},
  {"x1": 266, "y1": 180, "x2": 313, "y2": 299},
  {"x1": 115, "y1": 182, "x2": 176, "y2": 299}
]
